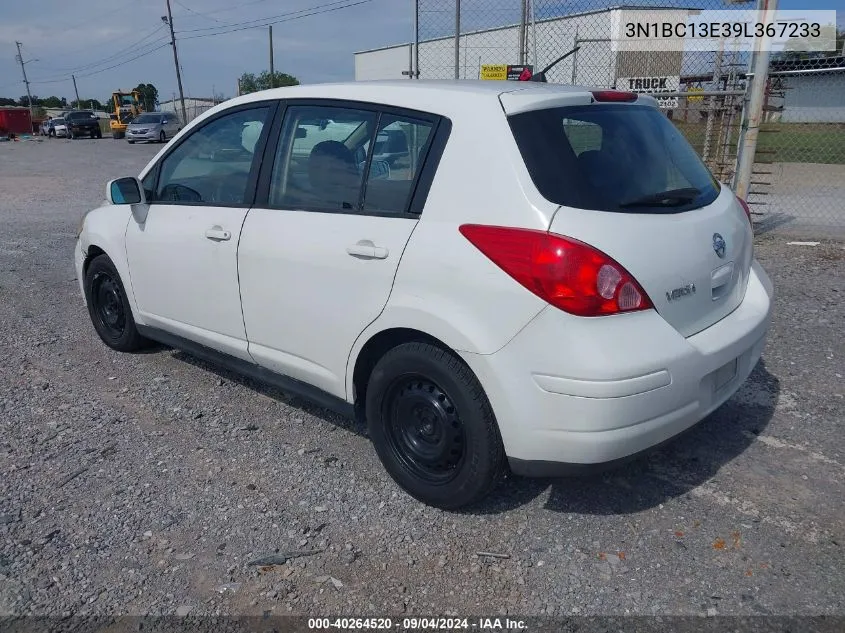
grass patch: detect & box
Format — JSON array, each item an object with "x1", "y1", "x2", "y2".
[{"x1": 673, "y1": 121, "x2": 845, "y2": 165}]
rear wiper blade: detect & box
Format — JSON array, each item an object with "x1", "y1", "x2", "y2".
[{"x1": 619, "y1": 187, "x2": 701, "y2": 208}]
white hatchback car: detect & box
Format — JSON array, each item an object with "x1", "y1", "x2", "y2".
[{"x1": 75, "y1": 80, "x2": 774, "y2": 509}]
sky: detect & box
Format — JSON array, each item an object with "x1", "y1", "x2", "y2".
[
  {"x1": 1, "y1": 0, "x2": 842, "y2": 104},
  {"x1": 0, "y1": 0, "x2": 410, "y2": 103}
]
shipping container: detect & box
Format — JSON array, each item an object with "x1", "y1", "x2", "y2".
[{"x1": 0, "y1": 107, "x2": 34, "y2": 135}]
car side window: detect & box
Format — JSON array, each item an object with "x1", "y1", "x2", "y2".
[
  {"x1": 269, "y1": 105, "x2": 377, "y2": 211},
  {"x1": 361, "y1": 115, "x2": 433, "y2": 215},
  {"x1": 152, "y1": 106, "x2": 270, "y2": 205},
  {"x1": 141, "y1": 169, "x2": 157, "y2": 201}
]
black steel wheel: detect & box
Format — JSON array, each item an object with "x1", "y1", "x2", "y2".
[
  {"x1": 366, "y1": 342, "x2": 505, "y2": 510},
  {"x1": 383, "y1": 375, "x2": 466, "y2": 485},
  {"x1": 84, "y1": 254, "x2": 150, "y2": 352}
]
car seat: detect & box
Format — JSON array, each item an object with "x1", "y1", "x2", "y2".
[{"x1": 308, "y1": 140, "x2": 361, "y2": 210}]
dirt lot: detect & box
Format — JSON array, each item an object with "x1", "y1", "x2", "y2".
[{"x1": 1, "y1": 138, "x2": 844, "y2": 618}]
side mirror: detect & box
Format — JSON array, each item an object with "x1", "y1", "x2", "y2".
[{"x1": 107, "y1": 177, "x2": 145, "y2": 205}]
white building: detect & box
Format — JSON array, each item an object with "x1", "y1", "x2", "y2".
[
  {"x1": 355, "y1": 7, "x2": 691, "y2": 91},
  {"x1": 159, "y1": 97, "x2": 220, "y2": 122}
]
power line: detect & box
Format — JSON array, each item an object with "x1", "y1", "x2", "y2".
[
  {"x1": 184, "y1": 0, "x2": 275, "y2": 17},
  {"x1": 175, "y1": 0, "x2": 371, "y2": 35},
  {"x1": 30, "y1": 26, "x2": 167, "y2": 76},
  {"x1": 173, "y1": 0, "x2": 221, "y2": 23},
  {"x1": 28, "y1": 39, "x2": 169, "y2": 85},
  {"x1": 177, "y1": 0, "x2": 374, "y2": 41},
  {"x1": 28, "y1": 43, "x2": 169, "y2": 85}
]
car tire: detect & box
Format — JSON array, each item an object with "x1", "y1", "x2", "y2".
[
  {"x1": 365, "y1": 342, "x2": 506, "y2": 510},
  {"x1": 127, "y1": 140, "x2": 135, "y2": 144},
  {"x1": 83, "y1": 254, "x2": 150, "y2": 353},
  {"x1": 159, "y1": 131, "x2": 166, "y2": 143},
  {"x1": 95, "y1": 129, "x2": 102, "y2": 139}
]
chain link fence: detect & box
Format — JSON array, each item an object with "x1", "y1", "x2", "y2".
[{"x1": 403, "y1": 0, "x2": 845, "y2": 235}]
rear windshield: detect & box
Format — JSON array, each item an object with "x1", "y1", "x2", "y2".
[
  {"x1": 133, "y1": 114, "x2": 163, "y2": 124},
  {"x1": 508, "y1": 104, "x2": 720, "y2": 214},
  {"x1": 65, "y1": 111, "x2": 96, "y2": 121}
]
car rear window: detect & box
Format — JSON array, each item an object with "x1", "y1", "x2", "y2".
[{"x1": 507, "y1": 104, "x2": 721, "y2": 214}]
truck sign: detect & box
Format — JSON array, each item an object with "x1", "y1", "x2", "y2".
[{"x1": 616, "y1": 76, "x2": 680, "y2": 108}]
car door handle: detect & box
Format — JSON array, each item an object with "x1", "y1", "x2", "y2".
[
  {"x1": 346, "y1": 242, "x2": 389, "y2": 259},
  {"x1": 205, "y1": 227, "x2": 231, "y2": 241}
]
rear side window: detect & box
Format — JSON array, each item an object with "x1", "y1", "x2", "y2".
[{"x1": 508, "y1": 104, "x2": 720, "y2": 214}]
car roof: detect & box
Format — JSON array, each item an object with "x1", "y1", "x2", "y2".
[{"x1": 219, "y1": 80, "x2": 643, "y2": 118}]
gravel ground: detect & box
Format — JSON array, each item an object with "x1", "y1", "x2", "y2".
[{"x1": 1, "y1": 137, "x2": 843, "y2": 618}]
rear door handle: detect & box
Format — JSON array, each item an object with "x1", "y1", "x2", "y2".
[
  {"x1": 346, "y1": 241, "x2": 389, "y2": 259},
  {"x1": 205, "y1": 227, "x2": 231, "y2": 241}
]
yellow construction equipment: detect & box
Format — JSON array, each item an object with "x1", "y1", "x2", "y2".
[{"x1": 109, "y1": 90, "x2": 144, "y2": 139}]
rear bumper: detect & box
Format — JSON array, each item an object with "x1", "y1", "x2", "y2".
[
  {"x1": 460, "y1": 259, "x2": 774, "y2": 473},
  {"x1": 126, "y1": 131, "x2": 158, "y2": 141},
  {"x1": 69, "y1": 126, "x2": 99, "y2": 135}
]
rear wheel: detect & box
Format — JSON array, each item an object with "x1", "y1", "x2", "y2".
[
  {"x1": 365, "y1": 342, "x2": 506, "y2": 510},
  {"x1": 84, "y1": 254, "x2": 150, "y2": 352}
]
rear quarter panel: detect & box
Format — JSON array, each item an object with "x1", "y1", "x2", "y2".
[{"x1": 346, "y1": 94, "x2": 558, "y2": 396}]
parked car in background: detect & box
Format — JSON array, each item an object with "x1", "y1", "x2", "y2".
[
  {"x1": 74, "y1": 81, "x2": 773, "y2": 509},
  {"x1": 64, "y1": 110, "x2": 102, "y2": 139},
  {"x1": 126, "y1": 112, "x2": 181, "y2": 144},
  {"x1": 41, "y1": 117, "x2": 68, "y2": 138}
]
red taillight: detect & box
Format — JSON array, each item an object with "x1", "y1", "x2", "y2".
[
  {"x1": 459, "y1": 225, "x2": 653, "y2": 317},
  {"x1": 736, "y1": 195, "x2": 753, "y2": 227},
  {"x1": 591, "y1": 90, "x2": 638, "y2": 102}
]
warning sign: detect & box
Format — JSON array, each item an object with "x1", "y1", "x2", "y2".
[
  {"x1": 480, "y1": 64, "x2": 533, "y2": 81},
  {"x1": 688, "y1": 86, "x2": 704, "y2": 103},
  {"x1": 616, "y1": 76, "x2": 680, "y2": 109}
]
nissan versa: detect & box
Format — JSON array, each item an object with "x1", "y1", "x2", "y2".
[{"x1": 74, "y1": 81, "x2": 774, "y2": 509}]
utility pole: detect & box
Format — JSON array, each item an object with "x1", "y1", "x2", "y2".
[
  {"x1": 163, "y1": 0, "x2": 188, "y2": 125},
  {"x1": 72, "y1": 74, "x2": 81, "y2": 108},
  {"x1": 269, "y1": 25, "x2": 275, "y2": 88},
  {"x1": 518, "y1": 0, "x2": 528, "y2": 65},
  {"x1": 14, "y1": 41, "x2": 34, "y2": 122},
  {"x1": 454, "y1": 0, "x2": 460, "y2": 80}
]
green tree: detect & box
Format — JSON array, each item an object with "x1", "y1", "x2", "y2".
[
  {"x1": 0, "y1": 97, "x2": 16, "y2": 106},
  {"x1": 133, "y1": 83, "x2": 159, "y2": 110},
  {"x1": 238, "y1": 70, "x2": 299, "y2": 94},
  {"x1": 41, "y1": 96, "x2": 64, "y2": 108},
  {"x1": 19, "y1": 95, "x2": 42, "y2": 106},
  {"x1": 70, "y1": 98, "x2": 105, "y2": 111}
]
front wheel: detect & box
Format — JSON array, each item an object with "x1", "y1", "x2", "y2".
[
  {"x1": 365, "y1": 342, "x2": 506, "y2": 510},
  {"x1": 159, "y1": 131, "x2": 166, "y2": 143},
  {"x1": 83, "y1": 254, "x2": 150, "y2": 352}
]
